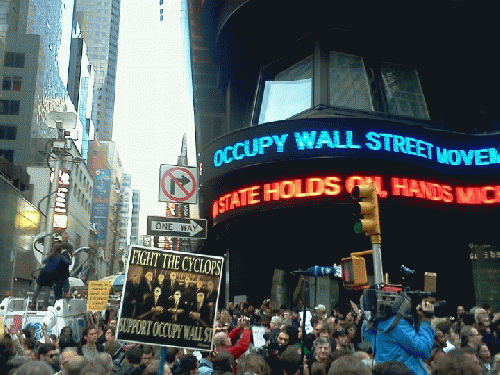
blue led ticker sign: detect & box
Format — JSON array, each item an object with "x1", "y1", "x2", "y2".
[{"x1": 199, "y1": 118, "x2": 500, "y2": 184}]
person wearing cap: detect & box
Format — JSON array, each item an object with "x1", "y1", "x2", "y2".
[
  {"x1": 314, "y1": 305, "x2": 327, "y2": 321},
  {"x1": 213, "y1": 315, "x2": 252, "y2": 372},
  {"x1": 332, "y1": 327, "x2": 354, "y2": 353}
]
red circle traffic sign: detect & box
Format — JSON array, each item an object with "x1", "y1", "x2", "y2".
[{"x1": 160, "y1": 167, "x2": 197, "y2": 202}]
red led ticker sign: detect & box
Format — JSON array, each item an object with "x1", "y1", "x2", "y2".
[{"x1": 212, "y1": 175, "x2": 500, "y2": 219}]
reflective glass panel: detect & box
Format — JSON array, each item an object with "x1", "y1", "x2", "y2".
[
  {"x1": 381, "y1": 63, "x2": 430, "y2": 120},
  {"x1": 329, "y1": 52, "x2": 374, "y2": 111},
  {"x1": 259, "y1": 56, "x2": 312, "y2": 124}
]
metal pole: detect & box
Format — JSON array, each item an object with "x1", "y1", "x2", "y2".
[
  {"x1": 225, "y1": 251, "x2": 229, "y2": 308},
  {"x1": 44, "y1": 150, "x2": 61, "y2": 257},
  {"x1": 372, "y1": 243, "x2": 384, "y2": 284}
]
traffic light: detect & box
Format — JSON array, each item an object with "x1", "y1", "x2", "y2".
[
  {"x1": 341, "y1": 255, "x2": 368, "y2": 290},
  {"x1": 352, "y1": 182, "x2": 381, "y2": 244}
]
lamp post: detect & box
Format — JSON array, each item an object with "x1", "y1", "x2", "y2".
[
  {"x1": 43, "y1": 111, "x2": 77, "y2": 257},
  {"x1": 109, "y1": 191, "x2": 123, "y2": 274}
]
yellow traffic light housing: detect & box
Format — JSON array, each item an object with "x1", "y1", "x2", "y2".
[
  {"x1": 352, "y1": 182, "x2": 381, "y2": 244},
  {"x1": 341, "y1": 255, "x2": 368, "y2": 290}
]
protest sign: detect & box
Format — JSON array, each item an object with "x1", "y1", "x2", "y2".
[
  {"x1": 87, "y1": 281, "x2": 112, "y2": 311},
  {"x1": 117, "y1": 246, "x2": 224, "y2": 350}
]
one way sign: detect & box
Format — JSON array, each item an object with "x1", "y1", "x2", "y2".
[{"x1": 147, "y1": 216, "x2": 207, "y2": 239}]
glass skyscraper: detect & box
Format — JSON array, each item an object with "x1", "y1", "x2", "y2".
[{"x1": 75, "y1": 0, "x2": 120, "y2": 141}]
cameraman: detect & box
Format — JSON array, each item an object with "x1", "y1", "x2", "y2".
[{"x1": 363, "y1": 299, "x2": 435, "y2": 375}]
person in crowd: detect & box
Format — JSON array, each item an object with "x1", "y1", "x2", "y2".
[
  {"x1": 362, "y1": 299, "x2": 434, "y2": 375},
  {"x1": 431, "y1": 347, "x2": 484, "y2": 375},
  {"x1": 53, "y1": 233, "x2": 73, "y2": 300},
  {"x1": 461, "y1": 325, "x2": 483, "y2": 350},
  {"x1": 327, "y1": 354, "x2": 371, "y2": 375},
  {"x1": 78, "y1": 326, "x2": 104, "y2": 361},
  {"x1": 238, "y1": 352, "x2": 271, "y2": 375},
  {"x1": 0, "y1": 336, "x2": 21, "y2": 374},
  {"x1": 54, "y1": 348, "x2": 78, "y2": 375},
  {"x1": 280, "y1": 346, "x2": 303, "y2": 375},
  {"x1": 371, "y1": 361, "x2": 412, "y2": 375},
  {"x1": 95, "y1": 320, "x2": 107, "y2": 347},
  {"x1": 213, "y1": 316, "x2": 252, "y2": 372},
  {"x1": 113, "y1": 345, "x2": 143, "y2": 375},
  {"x1": 143, "y1": 360, "x2": 162, "y2": 375},
  {"x1": 104, "y1": 340, "x2": 125, "y2": 370},
  {"x1": 79, "y1": 362, "x2": 107, "y2": 375},
  {"x1": 265, "y1": 316, "x2": 283, "y2": 344},
  {"x1": 211, "y1": 351, "x2": 234, "y2": 375},
  {"x1": 12, "y1": 360, "x2": 55, "y2": 375},
  {"x1": 198, "y1": 351, "x2": 214, "y2": 375},
  {"x1": 140, "y1": 345, "x2": 155, "y2": 371},
  {"x1": 332, "y1": 328, "x2": 354, "y2": 354},
  {"x1": 58, "y1": 335, "x2": 77, "y2": 353},
  {"x1": 30, "y1": 243, "x2": 72, "y2": 310},
  {"x1": 172, "y1": 354, "x2": 199, "y2": 375},
  {"x1": 477, "y1": 343, "x2": 492, "y2": 373},
  {"x1": 314, "y1": 305, "x2": 327, "y2": 322},
  {"x1": 163, "y1": 347, "x2": 182, "y2": 375},
  {"x1": 37, "y1": 343, "x2": 59, "y2": 372},
  {"x1": 93, "y1": 352, "x2": 114, "y2": 374},
  {"x1": 308, "y1": 337, "x2": 332, "y2": 373},
  {"x1": 104, "y1": 327, "x2": 117, "y2": 345}
]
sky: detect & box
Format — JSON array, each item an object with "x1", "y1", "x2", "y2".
[{"x1": 112, "y1": 0, "x2": 197, "y2": 236}]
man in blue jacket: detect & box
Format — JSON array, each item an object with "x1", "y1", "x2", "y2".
[{"x1": 363, "y1": 298, "x2": 435, "y2": 375}]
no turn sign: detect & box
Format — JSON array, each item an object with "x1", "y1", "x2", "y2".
[{"x1": 159, "y1": 164, "x2": 198, "y2": 204}]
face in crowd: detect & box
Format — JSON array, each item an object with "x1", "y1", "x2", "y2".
[
  {"x1": 315, "y1": 342, "x2": 331, "y2": 362},
  {"x1": 85, "y1": 328, "x2": 98, "y2": 345}
]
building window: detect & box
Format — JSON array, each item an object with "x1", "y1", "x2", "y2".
[
  {"x1": 254, "y1": 46, "x2": 430, "y2": 125},
  {"x1": 2, "y1": 76, "x2": 22, "y2": 91},
  {"x1": 0, "y1": 125, "x2": 17, "y2": 140},
  {"x1": 4, "y1": 53, "x2": 25, "y2": 68},
  {"x1": 0, "y1": 149, "x2": 14, "y2": 162},
  {"x1": 0, "y1": 100, "x2": 20, "y2": 115},
  {"x1": 258, "y1": 55, "x2": 313, "y2": 124},
  {"x1": 329, "y1": 52, "x2": 374, "y2": 111},
  {"x1": 380, "y1": 62, "x2": 430, "y2": 120}
]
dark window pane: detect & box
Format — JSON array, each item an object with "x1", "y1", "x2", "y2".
[
  {"x1": 0, "y1": 126, "x2": 5, "y2": 139},
  {"x1": 2, "y1": 77, "x2": 11, "y2": 91},
  {"x1": 9, "y1": 100, "x2": 20, "y2": 115},
  {"x1": 14, "y1": 54, "x2": 25, "y2": 68},
  {"x1": 5, "y1": 126, "x2": 16, "y2": 140},
  {"x1": 12, "y1": 77, "x2": 21, "y2": 91},
  {"x1": 0, "y1": 100, "x2": 9, "y2": 115},
  {"x1": 0, "y1": 149, "x2": 14, "y2": 163},
  {"x1": 4, "y1": 52, "x2": 14, "y2": 67}
]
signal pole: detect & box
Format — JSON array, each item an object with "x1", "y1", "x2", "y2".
[{"x1": 352, "y1": 182, "x2": 383, "y2": 284}]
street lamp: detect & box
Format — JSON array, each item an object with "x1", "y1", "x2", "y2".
[{"x1": 43, "y1": 111, "x2": 77, "y2": 256}]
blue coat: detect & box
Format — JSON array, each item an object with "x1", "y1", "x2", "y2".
[{"x1": 363, "y1": 316, "x2": 434, "y2": 375}]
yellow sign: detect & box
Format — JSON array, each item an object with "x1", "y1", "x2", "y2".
[{"x1": 87, "y1": 281, "x2": 112, "y2": 311}]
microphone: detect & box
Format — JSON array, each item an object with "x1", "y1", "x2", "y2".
[{"x1": 291, "y1": 266, "x2": 341, "y2": 277}]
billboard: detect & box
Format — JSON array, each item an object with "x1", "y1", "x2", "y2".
[
  {"x1": 199, "y1": 118, "x2": 500, "y2": 185},
  {"x1": 117, "y1": 246, "x2": 224, "y2": 350},
  {"x1": 90, "y1": 169, "x2": 111, "y2": 248}
]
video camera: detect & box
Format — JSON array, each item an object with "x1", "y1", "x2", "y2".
[{"x1": 360, "y1": 266, "x2": 447, "y2": 324}]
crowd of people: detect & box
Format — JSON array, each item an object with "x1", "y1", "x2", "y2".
[{"x1": 2, "y1": 297, "x2": 500, "y2": 375}]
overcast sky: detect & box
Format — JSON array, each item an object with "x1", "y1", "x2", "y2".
[{"x1": 113, "y1": 0, "x2": 197, "y2": 236}]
